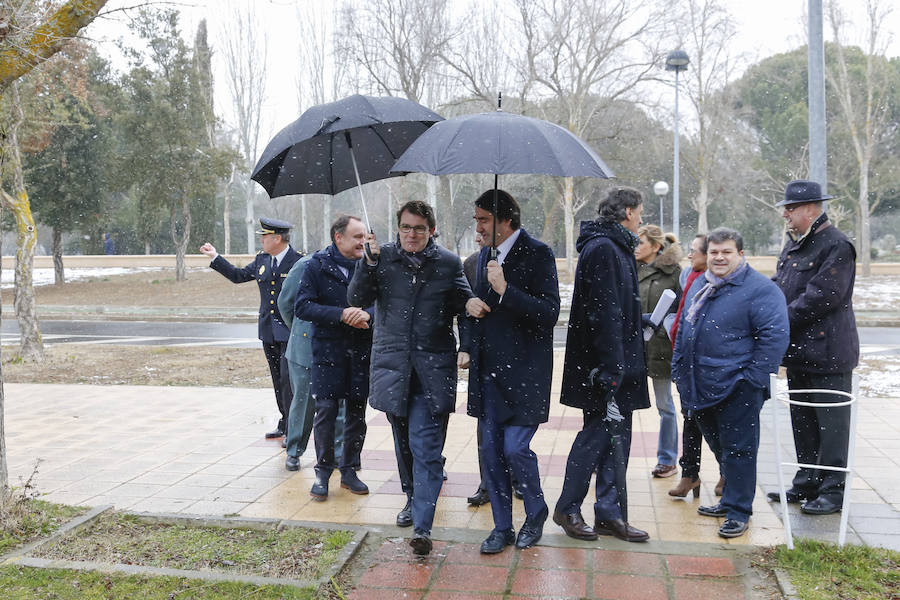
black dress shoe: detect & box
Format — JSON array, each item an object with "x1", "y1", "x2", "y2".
[
  {"x1": 480, "y1": 528, "x2": 516, "y2": 554},
  {"x1": 516, "y1": 507, "x2": 548, "y2": 549},
  {"x1": 697, "y1": 503, "x2": 728, "y2": 517},
  {"x1": 718, "y1": 519, "x2": 748, "y2": 538},
  {"x1": 310, "y1": 477, "x2": 328, "y2": 501},
  {"x1": 594, "y1": 519, "x2": 649, "y2": 542},
  {"x1": 552, "y1": 510, "x2": 598, "y2": 541},
  {"x1": 396, "y1": 498, "x2": 413, "y2": 527},
  {"x1": 265, "y1": 428, "x2": 284, "y2": 439},
  {"x1": 281, "y1": 438, "x2": 287, "y2": 448},
  {"x1": 514, "y1": 487, "x2": 525, "y2": 500},
  {"x1": 801, "y1": 496, "x2": 841, "y2": 515},
  {"x1": 340, "y1": 470, "x2": 369, "y2": 495},
  {"x1": 767, "y1": 489, "x2": 816, "y2": 504},
  {"x1": 409, "y1": 534, "x2": 432, "y2": 555},
  {"x1": 467, "y1": 488, "x2": 490, "y2": 506},
  {"x1": 285, "y1": 456, "x2": 299, "y2": 471},
  {"x1": 442, "y1": 468, "x2": 448, "y2": 481}
]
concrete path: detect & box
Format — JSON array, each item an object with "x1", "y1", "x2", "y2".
[{"x1": 4, "y1": 351, "x2": 897, "y2": 597}]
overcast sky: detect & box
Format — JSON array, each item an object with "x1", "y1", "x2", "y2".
[{"x1": 85, "y1": 0, "x2": 899, "y2": 153}]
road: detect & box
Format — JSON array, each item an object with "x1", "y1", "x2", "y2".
[{"x1": 2, "y1": 320, "x2": 898, "y2": 353}]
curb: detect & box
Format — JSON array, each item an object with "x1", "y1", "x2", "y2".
[
  {"x1": 0, "y1": 504, "x2": 114, "y2": 565},
  {"x1": 773, "y1": 567, "x2": 801, "y2": 600}
]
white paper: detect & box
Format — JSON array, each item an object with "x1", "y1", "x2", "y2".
[{"x1": 644, "y1": 289, "x2": 677, "y2": 341}]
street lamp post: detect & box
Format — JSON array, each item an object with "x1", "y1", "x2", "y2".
[
  {"x1": 653, "y1": 181, "x2": 669, "y2": 230},
  {"x1": 666, "y1": 49, "x2": 689, "y2": 243}
]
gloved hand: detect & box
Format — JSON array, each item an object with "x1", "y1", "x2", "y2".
[{"x1": 641, "y1": 313, "x2": 654, "y2": 329}]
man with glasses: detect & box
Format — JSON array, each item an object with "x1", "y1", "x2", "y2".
[
  {"x1": 349, "y1": 200, "x2": 480, "y2": 556},
  {"x1": 200, "y1": 218, "x2": 302, "y2": 440}
]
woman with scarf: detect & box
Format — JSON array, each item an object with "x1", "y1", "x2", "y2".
[{"x1": 635, "y1": 225, "x2": 682, "y2": 480}]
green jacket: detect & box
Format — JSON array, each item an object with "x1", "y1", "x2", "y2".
[{"x1": 638, "y1": 242, "x2": 682, "y2": 379}]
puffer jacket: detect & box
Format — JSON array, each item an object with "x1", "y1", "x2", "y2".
[{"x1": 348, "y1": 238, "x2": 473, "y2": 417}]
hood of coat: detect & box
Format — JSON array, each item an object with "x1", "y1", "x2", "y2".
[
  {"x1": 576, "y1": 219, "x2": 633, "y2": 254},
  {"x1": 647, "y1": 241, "x2": 683, "y2": 275}
]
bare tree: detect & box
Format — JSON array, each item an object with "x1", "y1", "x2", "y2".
[
  {"x1": 516, "y1": 0, "x2": 667, "y2": 273},
  {"x1": 220, "y1": 1, "x2": 267, "y2": 254},
  {"x1": 674, "y1": 0, "x2": 743, "y2": 234},
  {"x1": 825, "y1": 0, "x2": 894, "y2": 276},
  {"x1": 0, "y1": 0, "x2": 108, "y2": 493}
]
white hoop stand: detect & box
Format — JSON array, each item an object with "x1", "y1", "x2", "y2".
[{"x1": 770, "y1": 373, "x2": 859, "y2": 549}]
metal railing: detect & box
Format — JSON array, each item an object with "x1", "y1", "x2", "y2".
[{"x1": 770, "y1": 372, "x2": 859, "y2": 549}]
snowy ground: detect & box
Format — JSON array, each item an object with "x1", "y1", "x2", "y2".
[
  {"x1": 559, "y1": 275, "x2": 899, "y2": 311},
  {"x1": 1, "y1": 267, "x2": 182, "y2": 289}
]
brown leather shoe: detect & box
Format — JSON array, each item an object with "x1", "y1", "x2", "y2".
[
  {"x1": 552, "y1": 510, "x2": 598, "y2": 541},
  {"x1": 594, "y1": 519, "x2": 649, "y2": 542},
  {"x1": 668, "y1": 476, "x2": 701, "y2": 498}
]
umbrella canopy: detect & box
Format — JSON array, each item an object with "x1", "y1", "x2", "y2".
[
  {"x1": 391, "y1": 110, "x2": 613, "y2": 178},
  {"x1": 251, "y1": 94, "x2": 444, "y2": 199}
]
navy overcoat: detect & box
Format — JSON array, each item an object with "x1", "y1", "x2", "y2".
[
  {"x1": 464, "y1": 229, "x2": 560, "y2": 426},
  {"x1": 210, "y1": 248, "x2": 301, "y2": 343},
  {"x1": 560, "y1": 220, "x2": 650, "y2": 414}
]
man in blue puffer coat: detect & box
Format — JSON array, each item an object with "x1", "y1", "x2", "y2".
[{"x1": 673, "y1": 227, "x2": 789, "y2": 539}]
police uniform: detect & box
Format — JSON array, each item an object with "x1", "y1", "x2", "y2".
[{"x1": 209, "y1": 218, "x2": 302, "y2": 437}]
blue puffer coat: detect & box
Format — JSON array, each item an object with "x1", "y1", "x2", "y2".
[{"x1": 672, "y1": 264, "x2": 790, "y2": 410}]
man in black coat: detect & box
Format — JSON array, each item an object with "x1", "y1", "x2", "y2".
[
  {"x1": 553, "y1": 187, "x2": 651, "y2": 543},
  {"x1": 295, "y1": 215, "x2": 373, "y2": 501},
  {"x1": 349, "y1": 200, "x2": 478, "y2": 556},
  {"x1": 768, "y1": 180, "x2": 859, "y2": 515},
  {"x1": 461, "y1": 190, "x2": 560, "y2": 554},
  {"x1": 200, "y1": 218, "x2": 302, "y2": 439}
]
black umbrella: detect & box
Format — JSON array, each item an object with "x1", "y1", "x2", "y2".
[
  {"x1": 251, "y1": 94, "x2": 443, "y2": 229},
  {"x1": 391, "y1": 95, "x2": 613, "y2": 252}
]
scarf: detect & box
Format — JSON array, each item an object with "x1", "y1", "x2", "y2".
[
  {"x1": 327, "y1": 244, "x2": 357, "y2": 279},
  {"x1": 613, "y1": 222, "x2": 640, "y2": 252},
  {"x1": 685, "y1": 258, "x2": 748, "y2": 324}
]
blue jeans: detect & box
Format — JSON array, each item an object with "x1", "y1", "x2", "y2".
[
  {"x1": 652, "y1": 377, "x2": 678, "y2": 466},
  {"x1": 695, "y1": 380, "x2": 765, "y2": 521}
]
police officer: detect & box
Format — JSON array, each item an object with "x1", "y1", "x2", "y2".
[{"x1": 200, "y1": 218, "x2": 302, "y2": 439}]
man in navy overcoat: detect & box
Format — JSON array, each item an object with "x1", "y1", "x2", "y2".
[
  {"x1": 461, "y1": 189, "x2": 560, "y2": 554},
  {"x1": 296, "y1": 215, "x2": 373, "y2": 501},
  {"x1": 200, "y1": 218, "x2": 302, "y2": 439}
]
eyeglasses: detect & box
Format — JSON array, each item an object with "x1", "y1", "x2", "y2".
[{"x1": 399, "y1": 224, "x2": 428, "y2": 235}]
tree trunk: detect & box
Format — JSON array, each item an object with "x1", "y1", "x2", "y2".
[
  {"x1": 563, "y1": 177, "x2": 576, "y2": 276},
  {"x1": 696, "y1": 179, "x2": 709, "y2": 238},
  {"x1": 859, "y1": 166, "x2": 871, "y2": 276},
  {"x1": 0, "y1": 367, "x2": 7, "y2": 491},
  {"x1": 300, "y1": 195, "x2": 309, "y2": 253},
  {"x1": 322, "y1": 196, "x2": 331, "y2": 248},
  {"x1": 438, "y1": 175, "x2": 454, "y2": 253},
  {"x1": 0, "y1": 84, "x2": 43, "y2": 362},
  {"x1": 171, "y1": 198, "x2": 192, "y2": 282},
  {"x1": 52, "y1": 227, "x2": 65, "y2": 285},
  {"x1": 245, "y1": 184, "x2": 255, "y2": 254},
  {"x1": 224, "y1": 167, "x2": 234, "y2": 254}
]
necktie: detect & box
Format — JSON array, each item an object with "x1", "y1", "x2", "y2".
[{"x1": 272, "y1": 256, "x2": 278, "y2": 271}]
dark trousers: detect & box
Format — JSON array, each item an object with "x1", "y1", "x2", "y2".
[
  {"x1": 787, "y1": 370, "x2": 852, "y2": 502},
  {"x1": 695, "y1": 380, "x2": 765, "y2": 521},
  {"x1": 263, "y1": 341, "x2": 292, "y2": 434},
  {"x1": 555, "y1": 410, "x2": 633, "y2": 522},
  {"x1": 285, "y1": 362, "x2": 314, "y2": 458},
  {"x1": 480, "y1": 378, "x2": 546, "y2": 531},
  {"x1": 311, "y1": 349, "x2": 368, "y2": 475},
  {"x1": 679, "y1": 413, "x2": 703, "y2": 479}
]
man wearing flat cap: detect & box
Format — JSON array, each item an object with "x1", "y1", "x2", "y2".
[
  {"x1": 200, "y1": 218, "x2": 303, "y2": 440},
  {"x1": 768, "y1": 180, "x2": 859, "y2": 515}
]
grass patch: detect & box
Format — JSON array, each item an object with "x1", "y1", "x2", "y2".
[
  {"x1": 0, "y1": 565, "x2": 317, "y2": 599},
  {"x1": 0, "y1": 484, "x2": 86, "y2": 555},
  {"x1": 34, "y1": 513, "x2": 354, "y2": 581},
  {"x1": 770, "y1": 538, "x2": 900, "y2": 599}
]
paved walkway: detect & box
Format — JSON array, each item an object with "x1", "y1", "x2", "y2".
[{"x1": 4, "y1": 352, "x2": 898, "y2": 597}]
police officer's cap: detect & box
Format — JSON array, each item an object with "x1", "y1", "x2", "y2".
[
  {"x1": 256, "y1": 217, "x2": 293, "y2": 235},
  {"x1": 776, "y1": 180, "x2": 833, "y2": 207}
]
